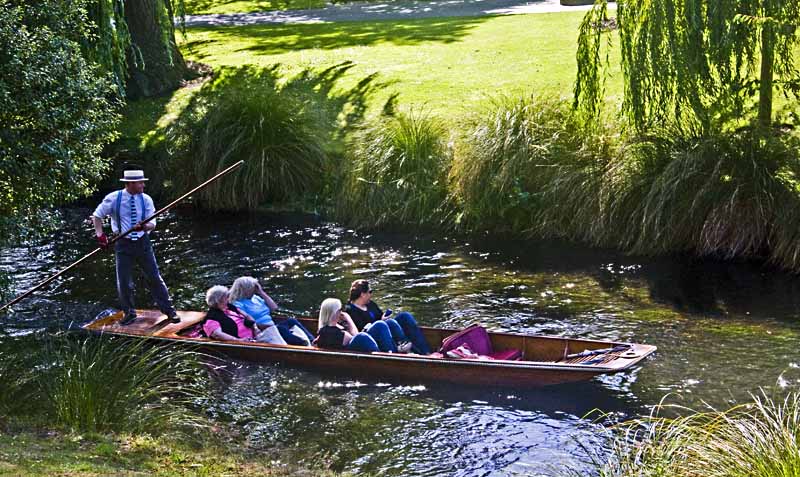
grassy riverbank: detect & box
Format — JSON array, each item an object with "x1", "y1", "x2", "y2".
[
  {"x1": 0, "y1": 333, "x2": 338, "y2": 477},
  {"x1": 0, "y1": 429, "x2": 325, "y2": 476}
]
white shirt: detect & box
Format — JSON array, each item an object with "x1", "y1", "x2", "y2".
[{"x1": 93, "y1": 190, "x2": 156, "y2": 237}]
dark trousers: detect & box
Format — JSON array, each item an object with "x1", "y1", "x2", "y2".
[{"x1": 115, "y1": 235, "x2": 175, "y2": 316}]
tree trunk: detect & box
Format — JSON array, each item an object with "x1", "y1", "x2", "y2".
[
  {"x1": 124, "y1": 0, "x2": 190, "y2": 99},
  {"x1": 758, "y1": 22, "x2": 774, "y2": 129}
]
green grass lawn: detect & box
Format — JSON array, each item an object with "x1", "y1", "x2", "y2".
[
  {"x1": 184, "y1": 0, "x2": 327, "y2": 15},
  {"x1": 0, "y1": 430, "x2": 340, "y2": 476},
  {"x1": 177, "y1": 12, "x2": 621, "y2": 126},
  {"x1": 124, "y1": 11, "x2": 620, "y2": 147}
]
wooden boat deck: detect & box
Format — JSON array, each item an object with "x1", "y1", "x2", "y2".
[{"x1": 83, "y1": 309, "x2": 657, "y2": 387}]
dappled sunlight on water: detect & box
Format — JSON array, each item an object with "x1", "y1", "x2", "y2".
[{"x1": 3, "y1": 208, "x2": 800, "y2": 475}]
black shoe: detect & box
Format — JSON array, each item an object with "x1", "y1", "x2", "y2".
[
  {"x1": 120, "y1": 313, "x2": 137, "y2": 325},
  {"x1": 166, "y1": 313, "x2": 181, "y2": 324}
]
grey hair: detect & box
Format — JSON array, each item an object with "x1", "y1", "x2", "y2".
[
  {"x1": 229, "y1": 276, "x2": 259, "y2": 303},
  {"x1": 205, "y1": 285, "x2": 229, "y2": 308},
  {"x1": 318, "y1": 297, "x2": 342, "y2": 329}
]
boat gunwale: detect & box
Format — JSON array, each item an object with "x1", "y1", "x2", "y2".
[{"x1": 81, "y1": 319, "x2": 657, "y2": 373}]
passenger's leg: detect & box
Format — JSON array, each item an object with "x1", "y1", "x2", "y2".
[
  {"x1": 277, "y1": 319, "x2": 312, "y2": 346},
  {"x1": 384, "y1": 318, "x2": 408, "y2": 342},
  {"x1": 394, "y1": 312, "x2": 431, "y2": 354},
  {"x1": 365, "y1": 320, "x2": 396, "y2": 352},
  {"x1": 281, "y1": 318, "x2": 315, "y2": 341},
  {"x1": 256, "y1": 325, "x2": 287, "y2": 345},
  {"x1": 347, "y1": 333, "x2": 379, "y2": 352}
]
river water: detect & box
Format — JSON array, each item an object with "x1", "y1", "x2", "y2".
[{"x1": 3, "y1": 208, "x2": 800, "y2": 476}]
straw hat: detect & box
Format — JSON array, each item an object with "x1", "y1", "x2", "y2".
[{"x1": 120, "y1": 169, "x2": 149, "y2": 182}]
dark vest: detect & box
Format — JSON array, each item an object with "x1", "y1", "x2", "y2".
[{"x1": 202, "y1": 304, "x2": 254, "y2": 338}]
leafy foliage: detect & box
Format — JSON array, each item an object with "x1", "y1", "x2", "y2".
[
  {"x1": 335, "y1": 111, "x2": 452, "y2": 229},
  {"x1": 0, "y1": 0, "x2": 121, "y2": 242},
  {"x1": 575, "y1": 0, "x2": 800, "y2": 131}
]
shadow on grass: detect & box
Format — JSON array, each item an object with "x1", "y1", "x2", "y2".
[{"x1": 188, "y1": 15, "x2": 493, "y2": 55}]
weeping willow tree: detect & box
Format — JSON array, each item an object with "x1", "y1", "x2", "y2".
[
  {"x1": 574, "y1": 0, "x2": 800, "y2": 132},
  {"x1": 86, "y1": 0, "x2": 190, "y2": 98}
]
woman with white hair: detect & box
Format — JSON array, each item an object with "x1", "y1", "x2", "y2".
[
  {"x1": 314, "y1": 298, "x2": 396, "y2": 352},
  {"x1": 229, "y1": 276, "x2": 314, "y2": 346},
  {"x1": 202, "y1": 285, "x2": 256, "y2": 341}
]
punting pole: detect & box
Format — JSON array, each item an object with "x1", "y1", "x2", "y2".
[{"x1": 0, "y1": 160, "x2": 245, "y2": 314}]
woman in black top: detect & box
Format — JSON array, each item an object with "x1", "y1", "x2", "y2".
[
  {"x1": 343, "y1": 279, "x2": 431, "y2": 354},
  {"x1": 314, "y1": 298, "x2": 396, "y2": 352}
]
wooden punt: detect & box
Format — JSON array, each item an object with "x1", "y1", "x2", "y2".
[{"x1": 82, "y1": 309, "x2": 657, "y2": 388}]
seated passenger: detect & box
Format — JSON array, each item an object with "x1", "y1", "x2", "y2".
[
  {"x1": 203, "y1": 285, "x2": 255, "y2": 342},
  {"x1": 229, "y1": 276, "x2": 314, "y2": 346},
  {"x1": 314, "y1": 298, "x2": 397, "y2": 353},
  {"x1": 344, "y1": 279, "x2": 431, "y2": 354}
]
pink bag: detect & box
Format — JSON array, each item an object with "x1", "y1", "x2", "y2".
[
  {"x1": 438, "y1": 324, "x2": 522, "y2": 360},
  {"x1": 439, "y1": 324, "x2": 494, "y2": 356}
]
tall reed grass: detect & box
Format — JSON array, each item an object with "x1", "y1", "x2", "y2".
[
  {"x1": 40, "y1": 335, "x2": 209, "y2": 433},
  {"x1": 450, "y1": 96, "x2": 613, "y2": 236},
  {"x1": 167, "y1": 64, "x2": 383, "y2": 211},
  {"x1": 602, "y1": 126, "x2": 800, "y2": 267},
  {"x1": 596, "y1": 391, "x2": 800, "y2": 477},
  {"x1": 336, "y1": 111, "x2": 452, "y2": 229},
  {"x1": 0, "y1": 333, "x2": 210, "y2": 434}
]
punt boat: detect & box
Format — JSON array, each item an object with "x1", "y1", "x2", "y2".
[{"x1": 83, "y1": 309, "x2": 657, "y2": 388}]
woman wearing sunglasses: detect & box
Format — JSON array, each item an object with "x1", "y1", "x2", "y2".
[{"x1": 343, "y1": 279, "x2": 431, "y2": 354}]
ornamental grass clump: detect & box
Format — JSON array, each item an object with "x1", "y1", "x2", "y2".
[
  {"x1": 597, "y1": 391, "x2": 800, "y2": 477},
  {"x1": 40, "y1": 335, "x2": 209, "y2": 434},
  {"x1": 167, "y1": 67, "x2": 327, "y2": 210},
  {"x1": 602, "y1": 126, "x2": 800, "y2": 268},
  {"x1": 336, "y1": 111, "x2": 452, "y2": 229},
  {"x1": 450, "y1": 95, "x2": 613, "y2": 236}
]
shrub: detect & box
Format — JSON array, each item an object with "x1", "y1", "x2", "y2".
[
  {"x1": 0, "y1": 0, "x2": 120, "y2": 242},
  {"x1": 450, "y1": 96, "x2": 613, "y2": 236},
  {"x1": 335, "y1": 111, "x2": 452, "y2": 229}
]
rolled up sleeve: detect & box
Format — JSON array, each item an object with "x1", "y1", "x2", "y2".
[{"x1": 93, "y1": 193, "x2": 114, "y2": 219}]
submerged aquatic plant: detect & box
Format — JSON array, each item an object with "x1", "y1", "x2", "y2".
[{"x1": 336, "y1": 111, "x2": 452, "y2": 229}]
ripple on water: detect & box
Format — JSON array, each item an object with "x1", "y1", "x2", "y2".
[{"x1": 5, "y1": 209, "x2": 800, "y2": 476}]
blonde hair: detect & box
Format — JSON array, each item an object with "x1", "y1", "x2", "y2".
[
  {"x1": 229, "y1": 276, "x2": 259, "y2": 303},
  {"x1": 205, "y1": 285, "x2": 229, "y2": 308},
  {"x1": 318, "y1": 298, "x2": 342, "y2": 329}
]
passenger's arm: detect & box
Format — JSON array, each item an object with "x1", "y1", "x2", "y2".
[
  {"x1": 256, "y1": 282, "x2": 279, "y2": 311},
  {"x1": 341, "y1": 330, "x2": 354, "y2": 347},
  {"x1": 339, "y1": 312, "x2": 359, "y2": 335}
]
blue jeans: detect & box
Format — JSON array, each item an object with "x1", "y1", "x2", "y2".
[
  {"x1": 392, "y1": 312, "x2": 431, "y2": 354},
  {"x1": 347, "y1": 332, "x2": 379, "y2": 352},
  {"x1": 363, "y1": 320, "x2": 396, "y2": 352},
  {"x1": 276, "y1": 318, "x2": 314, "y2": 345}
]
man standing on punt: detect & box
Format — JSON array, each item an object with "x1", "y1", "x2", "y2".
[{"x1": 91, "y1": 168, "x2": 180, "y2": 325}]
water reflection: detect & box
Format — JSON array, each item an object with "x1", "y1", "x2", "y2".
[{"x1": 3, "y1": 208, "x2": 800, "y2": 476}]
